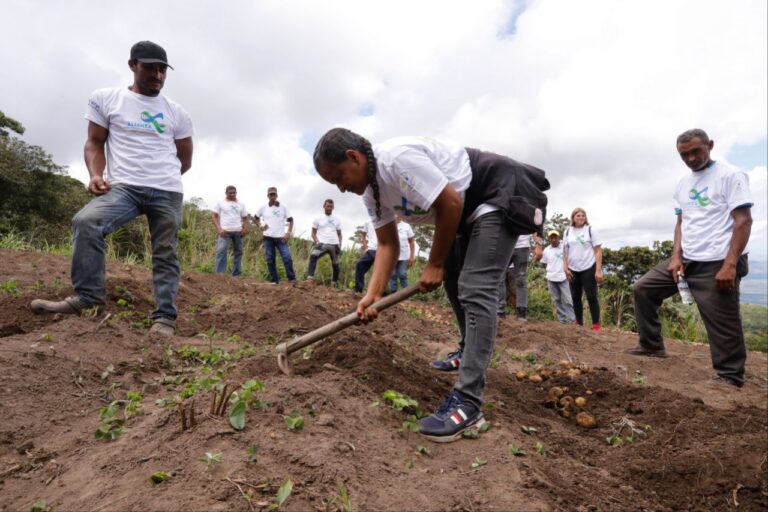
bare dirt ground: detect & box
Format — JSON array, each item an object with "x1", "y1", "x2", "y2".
[{"x1": 1, "y1": 248, "x2": 766, "y2": 511}]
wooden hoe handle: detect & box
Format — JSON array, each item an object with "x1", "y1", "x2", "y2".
[{"x1": 276, "y1": 283, "x2": 420, "y2": 375}]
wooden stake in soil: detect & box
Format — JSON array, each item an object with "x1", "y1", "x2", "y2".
[
  {"x1": 189, "y1": 400, "x2": 196, "y2": 428},
  {"x1": 216, "y1": 384, "x2": 229, "y2": 416},
  {"x1": 210, "y1": 389, "x2": 218, "y2": 416},
  {"x1": 179, "y1": 401, "x2": 187, "y2": 431}
]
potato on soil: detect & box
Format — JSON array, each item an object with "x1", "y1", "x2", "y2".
[
  {"x1": 515, "y1": 370, "x2": 528, "y2": 381},
  {"x1": 547, "y1": 386, "x2": 564, "y2": 399},
  {"x1": 559, "y1": 396, "x2": 573, "y2": 408},
  {"x1": 558, "y1": 360, "x2": 571, "y2": 368},
  {"x1": 538, "y1": 368, "x2": 552, "y2": 379},
  {"x1": 574, "y1": 397, "x2": 587, "y2": 408},
  {"x1": 576, "y1": 412, "x2": 597, "y2": 428},
  {"x1": 528, "y1": 374, "x2": 543, "y2": 384},
  {"x1": 567, "y1": 368, "x2": 582, "y2": 378}
]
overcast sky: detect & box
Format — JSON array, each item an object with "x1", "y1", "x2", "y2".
[{"x1": 3, "y1": 0, "x2": 767, "y2": 257}]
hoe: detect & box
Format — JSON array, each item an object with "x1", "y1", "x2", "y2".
[{"x1": 276, "y1": 283, "x2": 420, "y2": 375}]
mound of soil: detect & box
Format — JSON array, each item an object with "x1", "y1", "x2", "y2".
[{"x1": 1, "y1": 248, "x2": 766, "y2": 511}]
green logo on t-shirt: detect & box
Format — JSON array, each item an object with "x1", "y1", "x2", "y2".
[
  {"x1": 688, "y1": 187, "x2": 710, "y2": 207},
  {"x1": 140, "y1": 111, "x2": 166, "y2": 134}
]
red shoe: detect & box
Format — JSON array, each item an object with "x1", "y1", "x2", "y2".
[{"x1": 591, "y1": 324, "x2": 600, "y2": 332}]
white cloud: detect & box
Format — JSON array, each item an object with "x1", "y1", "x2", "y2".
[{"x1": 2, "y1": 0, "x2": 766, "y2": 254}]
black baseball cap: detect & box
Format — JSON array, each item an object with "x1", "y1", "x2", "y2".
[{"x1": 130, "y1": 41, "x2": 174, "y2": 69}]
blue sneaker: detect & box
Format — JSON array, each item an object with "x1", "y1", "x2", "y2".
[
  {"x1": 419, "y1": 391, "x2": 486, "y2": 443},
  {"x1": 430, "y1": 347, "x2": 462, "y2": 372}
]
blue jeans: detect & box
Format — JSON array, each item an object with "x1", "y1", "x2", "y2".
[
  {"x1": 389, "y1": 260, "x2": 409, "y2": 292},
  {"x1": 443, "y1": 211, "x2": 518, "y2": 404},
  {"x1": 354, "y1": 250, "x2": 376, "y2": 292},
  {"x1": 215, "y1": 232, "x2": 244, "y2": 276},
  {"x1": 71, "y1": 183, "x2": 183, "y2": 322},
  {"x1": 263, "y1": 236, "x2": 296, "y2": 283}
]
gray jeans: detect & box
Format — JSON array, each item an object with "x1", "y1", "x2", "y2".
[
  {"x1": 548, "y1": 280, "x2": 575, "y2": 323},
  {"x1": 444, "y1": 211, "x2": 518, "y2": 404},
  {"x1": 632, "y1": 256, "x2": 748, "y2": 384}
]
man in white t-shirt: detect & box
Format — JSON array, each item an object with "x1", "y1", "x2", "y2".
[
  {"x1": 256, "y1": 186, "x2": 296, "y2": 284},
  {"x1": 307, "y1": 199, "x2": 343, "y2": 287},
  {"x1": 354, "y1": 221, "x2": 378, "y2": 293},
  {"x1": 629, "y1": 129, "x2": 753, "y2": 388},
  {"x1": 389, "y1": 215, "x2": 415, "y2": 292},
  {"x1": 212, "y1": 185, "x2": 249, "y2": 276},
  {"x1": 536, "y1": 230, "x2": 576, "y2": 323},
  {"x1": 31, "y1": 41, "x2": 193, "y2": 337}
]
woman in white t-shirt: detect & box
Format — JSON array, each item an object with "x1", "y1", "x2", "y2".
[
  {"x1": 562, "y1": 207, "x2": 603, "y2": 331},
  {"x1": 313, "y1": 127, "x2": 549, "y2": 443}
]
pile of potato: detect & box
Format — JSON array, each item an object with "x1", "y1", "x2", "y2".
[{"x1": 514, "y1": 360, "x2": 598, "y2": 429}]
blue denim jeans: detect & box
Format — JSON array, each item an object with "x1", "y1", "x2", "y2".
[
  {"x1": 354, "y1": 250, "x2": 376, "y2": 292},
  {"x1": 443, "y1": 211, "x2": 518, "y2": 404},
  {"x1": 215, "y1": 232, "x2": 244, "y2": 276},
  {"x1": 71, "y1": 183, "x2": 183, "y2": 322},
  {"x1": 389, "y1": 260, "x2": 409, "y2": 292},
  {"x1": 263, "y1": 236, "x2": 296, "y2": 283}
]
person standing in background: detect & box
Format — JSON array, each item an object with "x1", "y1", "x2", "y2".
[
  {"x1": 389, "y1": 215, "x2": 415, "y2": 292},
  {"x1": 563, "y1": 208, "x2": 603, "y2": 331},
  {"x1": 354, "y1": 220, "x2": 378, "y2": 293},
  {"x1": 212, "y1": 185, "x2": 249, "y2": 276},
  {"x1": 307, "y1": 199, "x2": 343, "y2": 287},
  {"x1": 536, "y1": 230, "x2": 576, "y2": 323},
  {"x1": 498, "y1": 234, "x2": 542, "y2": 320},
  {"x1": 256, "y1": 186, "x2": 296, "y2": 284}
]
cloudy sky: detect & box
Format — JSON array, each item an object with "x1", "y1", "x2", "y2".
[{"x1": 3, "y1": 0, "x2": 766, "y2": 257}]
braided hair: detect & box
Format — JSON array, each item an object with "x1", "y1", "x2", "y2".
[{"x1": 313, "y1": 128, "x2": 382, "y2": 220}]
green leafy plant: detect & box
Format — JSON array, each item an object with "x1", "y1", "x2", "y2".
[
  {"x1": 415, "y1": 445, "x2": 431, "y2": 456},
  {"x1": 198, "y1": 451, "x2": 223, "y2": 470},
  {"x1": 246, "y1": 446, "x2": 258, "y2": 464},
  {"x1": 509, "y1": 444, "x2": 526, "y2": 456},
  {"x1": 489, "y1": 351, "x2": 502, "y2": 369},
  {"x1": 471, "y1": 457, "x2": 488, "y2": 468},
  {"x1": 534, "y1": 442, "x2": 546, "y2": 455},
  {"x1": 271, "y1": 478, "x2": 293, "y2": 509},
  {"x1": 632, "y1": 370, "x2": 647, "y2": 386},
  {"x1": 606, "y1": 434, "x2": 624, "y2": 446},
  {"x1": 0, "y1": 278, "x2": 20, "y2": 296},
  {"x1": 382, "y1": 390, "x2": 418, "y2": 412},
  {"x1": 95, "y1": 401, "x2": 126, "y2": 441},
  {"x1": 30, "y1": 500, "x2": 52, "y2": 512},
  {"x1": 150, "y1": 471, "x2": 169, "y2": 484},
  {"x1": 283, "y1": 411, "x2": 305, "y2": 431}
]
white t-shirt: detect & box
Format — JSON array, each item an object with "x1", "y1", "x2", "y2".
[
  {"x1": 361, "y1": 221, "x2": 378, "y2": 251},
  {"x1": 364, "y1": 137, "x2": 472, "y2": 228},
  {"x1": 673, "y1": 161, "x2": 753, "y2": 262},
  {"x1": 257, "y1": 203, "x2": 291, "y2": 237},
  {"x1": 313, "y1": 214, "x2": 342, "y2": 244},
  {"x1": 214, "y1": 200, "x2": 247, "y2": 232},
  {"x1": 541, "y1": 244, "x2": 567, "y2": 282},
  {"x1": 85, "y1": 87, "x2": 194, "y2": 194},
  {"x1": 563, "y1": 225, "x2": 602, "y2": 272},
  {"x1": 515, "y1": 234, "x2": 532, "y2": 250},
  {"x1": 396, "y1": 221, "x2": 415, "y2": 261}
]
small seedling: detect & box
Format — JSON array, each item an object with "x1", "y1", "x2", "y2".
[
  {"x1": 534, "y1": 442, "x2": 546, "y2": 455},
  {"x1": 0, "y1": 279, "x2": 20, "y2": 296},
  {"x1": 199, "y1": 451, "x2": 223, "y2": 470},
  {"x1": 30, "y1": 500, "x2": 51, "y2": 512},
  {"x1": 415, "y1": 445, "x2": 431, "y2": 456},
  {"x1": 463, "y1": 429, "x2": 480, "y2": 439},
  {"x1": 301, "y1": 346, "x2": 313, "y2": 360},
  {"x1": 95, "y1": 401, "x2": 126, "y2": 441},
  {"x1": 284, "y1": 411, "x2": 304, "y2": 431},
  {"x1": 150, "y1": 471, "x2": 169, "y2": 484},
  {"x1": 382, "y1": 390, "x2": 418, "y2": 412},
  {"x1": 631, "y1": 370, "x2": 647, "y2": 386},
  {"x1": 40, "y1": 333, "x2": 53, "y2": 343},
  {"x1": 246, "y1": 446, "x2": 258, "y2": 464},
  {"x1": 404, "y1": 459, "x2": 414, "y2": 469},
  {"x1": 471, "y1": 457, "x2": 488, "y2": 468},
  {"x1": 271, "y1": 478, "x2": 293, "y2": 509},
  {"x1": 479, "y1": 421, "x2": 492, "y2": 433},
  {"x1": 489, "y1": 351, "x2": 502, "y2": 369},
  {"x1": 333, "y1": 479, "x2": 354, "y2": 512},
  {"x1": 401, "y1": 415, "x2": 419, "y2": 432},
  {"x1": 606, "y1": 434, "x2": 624, "y2": 446},
  {"x1": 509, "y1": 444, "x2": 526, "y2": 456},
  {"x1": 521, "y1": 425, "x2": 538, "y2": 435}
]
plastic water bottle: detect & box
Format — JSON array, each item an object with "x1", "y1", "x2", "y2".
[{"x1": 676, "y1": 272, "x2": 694, "y2": 305}]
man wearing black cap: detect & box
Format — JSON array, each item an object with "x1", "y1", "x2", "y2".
[{"x1": 31, "y1": 41, "x2": 194, "y2": 337}]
